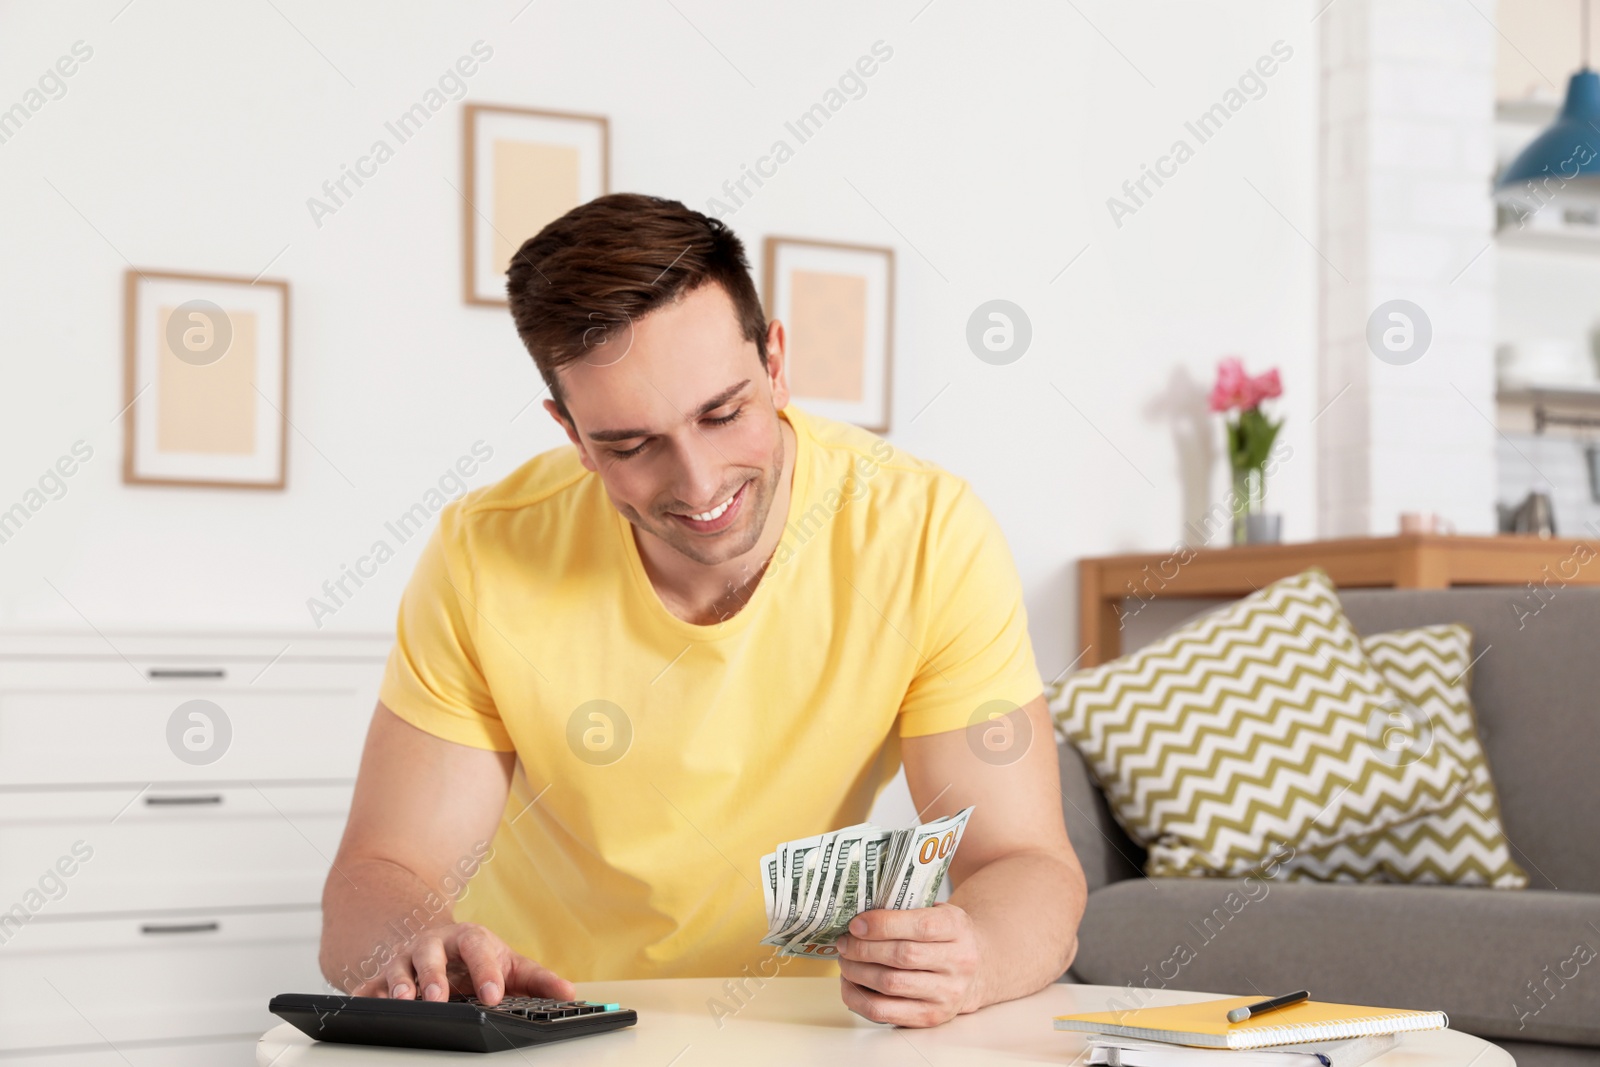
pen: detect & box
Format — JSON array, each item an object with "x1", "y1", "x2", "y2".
[{"x1": 1227, "y1": 990, "x2": 1310, "y2": 1024}]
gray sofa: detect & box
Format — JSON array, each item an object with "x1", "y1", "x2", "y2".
[{"x1": 1057, "y1": 586, "x2": 1600, "y2": 1067}]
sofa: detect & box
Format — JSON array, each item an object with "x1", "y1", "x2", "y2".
[{"x1": 1056, "y1": 586, "x2": 1600, "y2": 1067}]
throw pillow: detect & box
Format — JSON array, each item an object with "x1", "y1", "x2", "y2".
[
  {"x1": 1280, "y1": 624, "x2": 1529, "y2": 887},
  {"x1": 1048, "y1": 568, "x2": 1470, "y2": 877}
]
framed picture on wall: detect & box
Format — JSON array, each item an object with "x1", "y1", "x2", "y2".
[
  {"x1": 122, "y1": 269, "x2": 290, "y2": 489},
  {"x1": 762, "y1": 236, "x2": 895, "y2": 433},
  {"x1": 462, "y1": 103, "x2": 610, "y2": 306}
]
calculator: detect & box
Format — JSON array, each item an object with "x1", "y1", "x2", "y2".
[{"x1": 269, "y1": 991, "x2": 638, "y2": 1053}]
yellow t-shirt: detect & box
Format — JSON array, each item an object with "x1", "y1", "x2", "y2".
[{"x1": 378, "y1": 402, "x2": 1042, "y2": 981}]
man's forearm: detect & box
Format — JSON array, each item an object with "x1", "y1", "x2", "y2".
[
  {"x1": 319, "y1": 856, "x2": 462, "y2": 992},
  {"x1": 949, "y1": 847, "x2": 1086, "y2": 1008}
]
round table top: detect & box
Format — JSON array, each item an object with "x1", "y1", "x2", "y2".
[{"x1": 256, "y1": 978, "x2": 1513, "y2": 1066}]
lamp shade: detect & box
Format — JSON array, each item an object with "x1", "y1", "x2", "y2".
[{"x1": 1497, "y1": 68, "x2": 1600, "y2": 195}]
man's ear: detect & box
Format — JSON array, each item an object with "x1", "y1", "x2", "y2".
[
  {"x1": 765, "y1": 319, "x2": 790, "y2": 409},
  {"x1": 544, "y1": 399, "x2": 598, "y2": 473}
]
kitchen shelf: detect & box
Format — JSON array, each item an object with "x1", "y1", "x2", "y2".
[
  {"x1": 1497, "y1": 383, "x2": 1600, "y2": 433},
  {"x1": 1497, "y1": 383, "x2": 1600, "y2": 403},
  {"x1": 1496, "y1": 226, "x2": 1600, "y2": 254}
]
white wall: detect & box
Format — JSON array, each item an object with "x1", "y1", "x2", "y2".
[
  {"x1": 1315, "y1": 0, "x2": 1499, "y2": 538},
  {"x1": 0, "y1": 0, "x2": 1318, "y2": 682}
]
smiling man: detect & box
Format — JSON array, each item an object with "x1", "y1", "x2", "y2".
[{"x1": 320, "y1": 193, "x2": 1086, "y2": 1027}]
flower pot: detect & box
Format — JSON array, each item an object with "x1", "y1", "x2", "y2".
[{"x1": 1242, "y1": 513, "x2": 1282, "y2": 544}]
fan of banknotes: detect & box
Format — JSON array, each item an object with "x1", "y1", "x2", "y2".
[{"x1": 759, "y1": 806, "x2": 974, "y2": 959}]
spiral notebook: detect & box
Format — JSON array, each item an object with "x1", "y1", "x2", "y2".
[
  {"x1": 1053, "y1": 996, "x2": 1448, "y2": 1050},
  {"x1": 1086, "y1": 1032, "x2": 1398, "y2": 1067}
]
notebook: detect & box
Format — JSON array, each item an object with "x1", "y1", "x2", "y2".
[
  {"x1": 1086, "y1": 1032, "x2": 1399, "y2": 1067},
  {"x1": 1053, "y1": 996, "x2": 1448, "y2": 1050}
]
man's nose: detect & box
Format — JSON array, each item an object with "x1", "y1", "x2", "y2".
[{"x1": 672, "y1": 432, "x2": 726, "y2": 510}]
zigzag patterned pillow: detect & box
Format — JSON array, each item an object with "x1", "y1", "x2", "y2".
[
  {"x1": 1280, "y1": 625, "x2": 1529, "y2": 887},
  {"x1": 1048, "y1": 568, "x2": 1470, "y2": 877}
]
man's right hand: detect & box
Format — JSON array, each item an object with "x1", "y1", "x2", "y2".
[
  {"x1": 351, "y1": 921, "x2": 575, "y2": 1006},
  {"x1": 323, "y1": 706, "x2": 570, "y2": 1008}
]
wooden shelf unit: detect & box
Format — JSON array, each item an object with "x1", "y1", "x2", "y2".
[{"x1": 1077, "y1": 533, "x2": 1600, "y2": 667}]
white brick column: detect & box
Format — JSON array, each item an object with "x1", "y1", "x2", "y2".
[{"x1": 1317, "y1": 0, "x2": 1499, "y2": 536}]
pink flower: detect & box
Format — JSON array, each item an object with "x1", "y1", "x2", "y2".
[
  {"x1": 1208, "y1": 357, "x2": 1250, "y2": 412},
  {"x1": 1209, "y1": 357, "x2": 1282, "y2": 412},
  {"x1": 1244, "y1": 367, "x2": 1282, "y2": 408}
]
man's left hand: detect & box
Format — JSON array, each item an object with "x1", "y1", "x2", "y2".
[{"x1": 835, "y1": 902, "x2": 984, "y2": 1027}]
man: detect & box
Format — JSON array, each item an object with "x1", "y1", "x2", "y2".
[{"x1": 320, "y1": 193, "x2": 1086, "y2": 1027}]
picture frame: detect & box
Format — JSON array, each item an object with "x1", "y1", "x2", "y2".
[
  {"x1": 462, "y1": 103, "x2": 610, "y2": 307},
  {"x1": 122, "y1": 269, "x2": 290, "y2": 490},
  {"x1": 762, "y1": 236, "x2": 895, "y2": 433}
]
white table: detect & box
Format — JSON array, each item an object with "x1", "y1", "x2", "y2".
[{"x1": 257, "y1": 978, "x2": 1514, "y2": 1065}]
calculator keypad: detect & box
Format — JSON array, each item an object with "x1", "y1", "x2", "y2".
[{"x1": 458, "y1": 995, "x2": 619, "y2": 1022}]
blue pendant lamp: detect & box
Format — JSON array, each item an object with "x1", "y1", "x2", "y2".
[{"x1": 1496, "y1": 0, "x2": 1600, "y2": 200}]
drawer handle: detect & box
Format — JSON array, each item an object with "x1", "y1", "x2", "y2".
[
  {"x1": 147, "y1": 668, "x2": 227, "y2": 679},
  {"x1": 145, "y1": 794, "x2": 224, "y2": 807},
  {"x1": 139, "y1": 921, "x2": 220, "y2": 936}
]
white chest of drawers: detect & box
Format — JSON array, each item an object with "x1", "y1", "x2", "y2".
[{"x1": 0, "y1": 631, "x2": 388, "y2": 1066}]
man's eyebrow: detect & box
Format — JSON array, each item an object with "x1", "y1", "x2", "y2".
[{"x1": 585, "y1": 380, "x2": 752, "y2": 443}]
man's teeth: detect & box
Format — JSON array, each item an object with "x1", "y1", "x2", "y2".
[{"x1": 685, "y1": 488, "x2": 737, "y2": 522}]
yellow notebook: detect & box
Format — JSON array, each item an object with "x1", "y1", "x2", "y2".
[{"x1": 1053, "y1": 996, "x2": 1448, "y2": 1050}]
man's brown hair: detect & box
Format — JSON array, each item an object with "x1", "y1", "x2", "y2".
[{"x1": 506, "y1": 192, "x2": 769, "y2": 425}]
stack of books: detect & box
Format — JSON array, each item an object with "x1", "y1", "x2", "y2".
[{"x1": 1054, "y1": 994, "x2": 1449, "y2": 1067}]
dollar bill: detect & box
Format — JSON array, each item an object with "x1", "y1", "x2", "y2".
[
  {"x1": 779, "y1": 829, "x2": 892, "y2": 958},
  {"x1": 761, "y1": 834, "x2": 823, "y2": 945},
  {"x1": 764, "y1": 830, "x2": 841, "y2": 946},
  {"x1": 883, "y1": 808, "x2": 972, "y2": 910},
  {"x1": 781, "y1": 833, "x2": 861, "y2": 952},
  {"x1": 760, "y1": 807, "x2": 973, "y2": 959}
]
